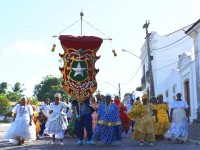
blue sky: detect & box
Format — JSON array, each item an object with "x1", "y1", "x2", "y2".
[{"x1": 0, "y1": 0, "x2": 199, "y2": 99}]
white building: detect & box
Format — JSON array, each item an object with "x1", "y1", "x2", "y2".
[
  {"x1": 140, "y1": 20, "x2": 200, "y2": 121},
  {"x1": 185, "y1": 19, "x2": 200, "y2": 122}
]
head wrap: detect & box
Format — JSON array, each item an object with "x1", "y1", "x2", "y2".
[
  {"x1": 21, "y1": 96, "x2": 27, "y2": 101},
  {"x1": 54, "y1": 93, "x2": 61, "y2": 98},
  {"x1": 142, "y1": 94, "x2": 148, "y2": 100},
  {"x1": 105, "y1": 93, "x2": 112, "y2": 97},
  {"x1": 32, "y1": 105, "x2": 36, "y2": 111},
  {"x1": 136, "y1": 97, "x2": 140, "y2": 100},
  {"x1": 157, "y1": 94, "x2": 163, "y2": 99}
]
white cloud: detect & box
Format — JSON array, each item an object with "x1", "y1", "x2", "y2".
[{"x1": 1, "y1": 39, "x2": 48, "y2": 57}]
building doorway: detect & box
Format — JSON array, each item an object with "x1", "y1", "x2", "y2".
[{"x1": 184, "y1": 80, "x2": 191, "y2": 116}]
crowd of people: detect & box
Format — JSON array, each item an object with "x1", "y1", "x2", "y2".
[{"x1": 3, "y1": 92, "x2": 190, "y2": 147}]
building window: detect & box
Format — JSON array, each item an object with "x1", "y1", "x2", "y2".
[
  {"x1": 173, "y1": 84, "x2": 176, "y2": 93},
  {"x1": 165, "y1": 90, "x2": 169, "y2": 98}
]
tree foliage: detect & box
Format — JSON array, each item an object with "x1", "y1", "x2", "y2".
[
  {"x1": 33, "y1": 75, "x2": 69, "y2": 102},
  {"x1": 5, "y1": 82, "x2": 26, "y2": 102},
  {"x1": 0, "y1": 94, "x2": 11, "y2": 114},
  {"x1": 0, "y1": 82, "x2": 8, "y2": 94}
]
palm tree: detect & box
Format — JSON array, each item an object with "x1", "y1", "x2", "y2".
[{"x1": 7, "y1": 82, "x2": 26, "y2": 102}]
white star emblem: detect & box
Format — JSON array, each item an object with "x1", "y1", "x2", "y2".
[{"x1": 72, "y1": 63, "x2": 86, "y2": 77}]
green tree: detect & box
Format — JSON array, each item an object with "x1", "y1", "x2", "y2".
[
  {"x1": 6, "y1": 82, "x2": 26, "y2": 102},
  {"x1": 0, "y1": 94, "x2": 11, "y2": 115},
  {"x1": 0, "y1": 82, "x2": 8, "y2": 94},
  {"x1": 33, "y1": 75, "x2": 69, "y2": 102},
  {"x1": 29, "y1": 97, "x2": 39, "y2": 106}
]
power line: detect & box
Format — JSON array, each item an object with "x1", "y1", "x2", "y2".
[
  {"x1": 152, "y1": 25, "x2": 200, "y2": 51},
  {"x1": 155, "y1": 35, "x2": 196, "y2": 53},
  {"x1": 121, "y1": 53, "x2": 147, "y2": 85},
  {"x1": 153, "y1": 49, "x2": 199, "y2": 71}
]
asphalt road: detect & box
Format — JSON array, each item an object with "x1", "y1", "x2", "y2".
[{"x1": 0, "y1": 125, "x2": 199, "y2": 150}]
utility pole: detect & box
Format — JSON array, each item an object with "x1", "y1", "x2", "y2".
[
  {"x1": 143, "y1": 20, "x2": 155, "y2": 97},
  {"x1": 118, "y1": 83, "x2": 121, "y2": 99}
]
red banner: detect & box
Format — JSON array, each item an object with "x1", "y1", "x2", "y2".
[{"x1": 59, "y1": 35, "x2": 103, "y2": 102}]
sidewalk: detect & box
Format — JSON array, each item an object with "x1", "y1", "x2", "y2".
[{"x1": 187, "y1": 123, "x2": 200, "y2": 144}]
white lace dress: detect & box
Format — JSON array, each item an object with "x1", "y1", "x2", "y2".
[
  {"x1": 165, "y1": 100, "x2": 189, "y2": 141},
  {"x1": 45, "y1": 102, "x2": 68, "y2": 138},
  {"x1": 3, "y1": 104, "x2": 36, "y2": 142}
]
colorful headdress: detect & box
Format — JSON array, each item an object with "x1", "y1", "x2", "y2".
[
  {"x1": 157, "y1": 94, "x2": 163, "y2": 99},
  {"x1": 54, "y1": 93, "x2": 61, "y2": 98},
  {"x1": 142, "y1": 94, "x2": 148, "y2": 100}
]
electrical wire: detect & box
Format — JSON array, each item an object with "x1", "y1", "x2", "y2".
[
  {"x1": 121, "y1": 53, "x2": 147, "y2": 85},
  {"x1": 152, "y1": 25, "x2": 200, "y2": 51},
  {"x1": 153, "y1": 49, "x2": 199, "y2": 71}
]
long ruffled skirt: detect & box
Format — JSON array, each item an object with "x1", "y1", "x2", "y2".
[
  {"x1": 164, "y1": 108, "x2": 188, "y2": 141},
  {"x1": 132, "y1": 115, "x2": 155, "y2": 142},
  {"x1": 92, "y1": 124, "x2": 122, "y2": 144},
  {"x1": 45, "y1": 112, "x2": 68, "y2": 139},
  {"x1": 3, "y1": 118, "x2": 36, "y2": 142}
]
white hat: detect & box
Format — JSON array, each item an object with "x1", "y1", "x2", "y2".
[
  {"x1": 54, "y1": 93, "x2": 61, "y2": 98},
  {"x1": 105, "y1": 93, "x2": 112, "y2": 97}
]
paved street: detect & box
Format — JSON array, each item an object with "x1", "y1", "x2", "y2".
[{"x1": 0, "y1": 124, "x2": 199, "y2": 150}]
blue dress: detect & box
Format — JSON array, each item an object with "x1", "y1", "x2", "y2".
[{"x1": 92, "y1": 103, "x2": 122, "y2": 144}]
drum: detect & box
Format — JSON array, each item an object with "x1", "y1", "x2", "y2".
[{"x1": 38, "y1": 111, "x2": 48, "y2": 124}]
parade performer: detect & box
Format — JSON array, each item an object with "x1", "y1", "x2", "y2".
[
  {"x1": 165, "y1": 93, "x2": 189, "y2": 143},
  {"x1": 3, "y1": 97, "x2": 36, "y2": 145},
  {"x1": 154, "y1": 94, "x2": 170, "y2": 140},
  {"x1": 127, "y1": 94, "x2": 155, "y2": 146},
  {"x1": 72, "y1": 98, "x2": 95, "y2": 145},
  {"x1": 90, "y1": 96, "x2": 99, "y2": 130},
  {"x1": 67, "y1": 108, "x2": 77, "y2": 138},
  {"x1": 114, "y1": 96, "x2": 130, "y2": 133},
  {"x1": 32, "y1": 105, "x2": 41, "y2": 140},
  {"x1": 45, "y1": 93, "x2": 68, "y2": 145},
  {"x1": 92, "y1": 93, "x2": 122, "y2": 145},
  {"x1": 64, "y1": 97, "x2": 73, "y2": 135},
  {"x1": 39, "y1": 98, "x2": 50, "y2": 136},
  {"x1": 126, "y1": 97, "x2": 135, "y2": 133},
  {"x1": 57, "y1": 35, "x2": 103, "y2": 145}
]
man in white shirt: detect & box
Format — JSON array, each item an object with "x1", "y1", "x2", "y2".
[
  {"x1": 39, "y1": 98, "x2": 50, "y2": 136},
  {"x1": 64, "y1": 98, "x2": 72, "y2": 136},
  {"x1": 65, "y1": 98, "x2": 72, "y2": 122}
]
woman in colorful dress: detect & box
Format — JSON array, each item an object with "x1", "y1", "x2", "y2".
[
  {"x1": 154, "y1": 94, "x2": 170, "y2": 140},
  {"x1": 114, "y1": 96, "x2": 130, "y2": 133},
  {"x1": 45, "y1": 93, "x2": 68, "y2": 145},
  {"x1": 127, "y1": 94, "x2": 155, "y2": 146},
  {"x1": 92, "y1": 93, "x2": 122, "y2": 145},
  {"x1": 3, "y1": 97, "x2": 36, "y2": 145},
  {"x1": 32, "y1": 105, "x2": 41, "y2": 140},
  {"x1": 165, "y1": 93, "x2": 189, "y2": 143}
]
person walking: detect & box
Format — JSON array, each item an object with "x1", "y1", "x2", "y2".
[
  {"x1": 127, "y1": 94, "x2": 155, "y2": 146},
  {"x1": 45, "y1": 93, "x2": 68, "y2": 145},
  {"x1": 3, "y1": 97, "x2": 36, "y2": 146},
  {"x1": 154, "y1": 94, "x2": 170, "y2": 140},
  {"x1": 92, "y1": 93, "x2": 122, "y2": 145},
  {"x1": 165, "y1": 93, "x2": 189, "y2": 143},
  {"x1": 39, "y1": 98, "x2": 50, "y2": 137},
  {"x1": 72, "y1": 97, "x2": 95, "y2": 145}
]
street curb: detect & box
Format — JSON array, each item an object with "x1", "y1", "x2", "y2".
[
  {"x1": 188, "y1": 139, "x2": 200, "y2": 145},
  {"x1": 0, "y1": 124, "x2": 11, "y2": 127}
]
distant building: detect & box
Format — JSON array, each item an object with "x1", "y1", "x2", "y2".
[{"x1": 140, "y1": 19, "x2": 200, "y2": 122}]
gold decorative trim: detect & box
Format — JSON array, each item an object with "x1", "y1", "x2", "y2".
[{"x1": 98, "y1": 120, "x2": 121, "y2": 126}]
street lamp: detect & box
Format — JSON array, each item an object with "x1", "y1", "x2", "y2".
[{"x1": 122, "y1": 49, "x2": 148, "y2": 64}]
